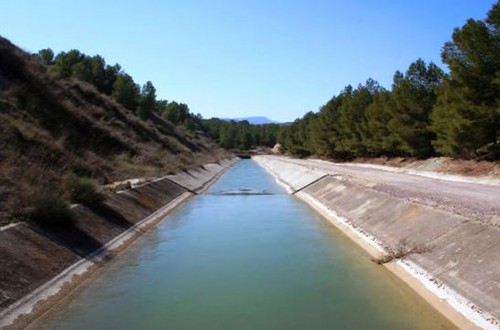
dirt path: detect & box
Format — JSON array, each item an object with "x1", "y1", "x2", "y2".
[{"x1": 274, "y1": 156, "x2": 500, "y2": 227}]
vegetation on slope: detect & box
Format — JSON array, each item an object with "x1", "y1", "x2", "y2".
[
  {"x1": 279, "y1": 1, "x2": 500, "y2": 160},
  {"x1": 0, "y1": 36, "x2": 226, "y2": 225},
  {"x1": 35, "y1": 47, "x2": 281, "y2": 151}
]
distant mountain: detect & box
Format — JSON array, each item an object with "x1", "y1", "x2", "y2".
[{"x1": 220, "y1": 116, "x2": 279, "y2": 125}]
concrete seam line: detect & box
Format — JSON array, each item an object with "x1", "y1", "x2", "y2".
[
  {"x1": 0, "y1": 192, "x2": 193, "y2": 328},
  {"x1": 164, "y1": 177, "x2": 199, "y2": 195},
  {"x1": 164, "y1": 158, "x2": 238, "y2": 194},
  {"x1": 292, "y1": 174, "x2": 330, "y2": 194}
]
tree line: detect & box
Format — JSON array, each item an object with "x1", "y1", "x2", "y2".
[
  {"x1": 35, "y1": 48, "x2": 280, "y2": 150},
  {"x1": 35, "y1": 1, "x2": 499, "y2": 157},
  {"x1": 279, "y1": 1, "x2": 500, "y2": 159},
  {"x1": 203, "y1": 119, "x2": 280, "y2": 149},
  {"x1": 37, "y1": 48, "x2": 186, "y2": 121}
]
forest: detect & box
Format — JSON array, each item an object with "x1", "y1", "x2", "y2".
[
  {"x1": 36, "y1": 48, "x2": 280, "y2": 151},
  {"x1": 35, "y1": 1, "x2": 499, "y2": 158},
  {"x1": 279, "y1": 2, "x2": 500, "y2": 159}
]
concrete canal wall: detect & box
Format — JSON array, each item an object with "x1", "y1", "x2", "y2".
[
  {"x1": 254, "y1": 155, "x2": 499, "y2": 329},
  {"x1": 0, "y1": 157, "x2": 238, "y2": 329}
]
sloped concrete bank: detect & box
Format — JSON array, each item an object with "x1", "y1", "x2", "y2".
[
  {"x1": 254, "y1": 155, "x2": 500, "y2": 329},
  {"x1": 0, "y1": 157, "x2": 238, "y2": 329}
]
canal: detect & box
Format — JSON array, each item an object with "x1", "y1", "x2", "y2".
[{"x1": 36, "y1": 159, "x2": 453, "y2": 329}]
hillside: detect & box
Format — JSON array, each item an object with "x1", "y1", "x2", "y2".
[{"x1": 0, "y1": 36, "x2": 226, "y2": 225}]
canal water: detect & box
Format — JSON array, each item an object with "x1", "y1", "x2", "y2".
[{"x1": 37, "y1": 160, "x2": 453, "y2": 329}]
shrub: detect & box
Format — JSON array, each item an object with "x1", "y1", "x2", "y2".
[
  {"x1": 29, "y1": 195, "x2": 76, "y2": 227},
  {"x1": 62, "y1": 175, "x2": 104, "y2": 204},
  {"x1": 372, "y1": 238, "x2": 431, "y2": 265},
  {"x1": 289, "y1": 146, "x2": 312, "y2": 158}
]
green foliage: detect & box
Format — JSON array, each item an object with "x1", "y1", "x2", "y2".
[
  {"x1": 364, "y1": 91, "x2": 398, "y2": 156},
  {"x1": 279, "y1": 81, "x2": 384, "y2": 159},
  {"x1": 37, "y1": 48, "x2": 54, "y2": 66},
  {"x1": 52, "y1": 49, "x2": 84, "y2": 78},
  {"x1": 159, "y1": 101, "x2": 205, "y2": 131},
  {"x1": 34, "y1": 47, "x2": 280, "y2": 146},
  {"x1": 431, "y1": 2, "x2": 500, "y2": 156},
  {"x1": 309, "y1": 95, "x2": 343, "y2": 157},
  {"x1": 138, "y1": 81, "x2": 157, "y2": 119},
  {"x1": 442, "y1": 19, "x2": 499, "y2": 105},
  {"x1": 387, "y1": 59, "x2": 443, "y2": 157},
  {"x1": 431, "y1": 87, "x2": 486, "y2": 156},
  {"x1": 219, "y1": 123, "x2": 238, "y2": 148},
  {"x1": 42, "y1": 49, "x2": 121, "y2": 95},
  {"x1": 278, "y1": 112, "x2": 317, "y2": 155},
  {"x1": 279, "y1": 2, "x2": 499, "y2": 160},
  {"x1": 29, "y1": 195, "x2": 77, "y2": 227},
  {"x1": 161, "y1": 101, "x2": 191, "y2": 125},
  {"x1": 111, "y1": 74, "x2": 140, "y2": 111},
  {"x1": 203, "y1": 118, "x2": 280, "y2": 150},
  {"x1": 62, "y1": 175, "x2": 104, "y2": 204},
  {"x1": 71, "y1": 55, "x2": 120, "y2": 95},
  {"x1": 335, "y1": 81, "x2": 381, "y2": 158}
]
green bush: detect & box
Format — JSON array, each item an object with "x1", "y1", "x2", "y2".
[
  {"x1": 289, "y1": 146, "x2": 312, "y2": 159},
  {"x1": 30, "y1": 196, "x2": 76, "y2": 227},
  {"x1": 62, "y1": 175, "x2": 104, "y2": 204}
]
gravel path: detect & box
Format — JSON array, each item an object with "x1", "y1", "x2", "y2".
[{"x1": 275, "y1": 157, "x2": 500, "y2": 227}]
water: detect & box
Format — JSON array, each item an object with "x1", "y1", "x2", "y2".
[{"x1": 36, "y1": 160, "x2": 454, "y2": 329}]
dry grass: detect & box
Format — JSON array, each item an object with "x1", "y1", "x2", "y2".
[{"x1": 28, "y1": 195, "x2": 76, "y2": 227}]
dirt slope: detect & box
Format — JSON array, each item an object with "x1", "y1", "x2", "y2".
[{"x1": 0, "y1": 36, "x2": 225, "y2": 224}]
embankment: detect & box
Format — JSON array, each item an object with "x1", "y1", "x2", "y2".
[
  {"x1": 0, "y1": 157, "x2": 238, "y2": 329},
  {"x1": 254, "y1": 155, "x2": 500, "y2": 330}
]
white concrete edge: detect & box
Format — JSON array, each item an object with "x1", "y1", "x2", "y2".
[
  {"x1": 296, "y1": 191, "x2": 385, "y2": 252},
  {"x1": 107, "y1": 157, "x2": 240, "y2": 192},
  {"x1": 0, "y1": 192, "x2": 193, "y2": 328},
  {"x1": 298, "y1": 191, "x2": 499, "y2": 330},
  {"x1": 163, "y1": 157, "x2": 239, "y2": 192},
  {"x1": 253, "y1": 158, "x2": 294, "y2": 194},
  {"x1": 312, "y1": 160, "x2": 500, "y2": 187},
  {"x1": 397, "y1": 259, "x2": 499, "y2": 330},
  {"x1": 0, "y1": 223, "x2": 20, "y2": 231}
]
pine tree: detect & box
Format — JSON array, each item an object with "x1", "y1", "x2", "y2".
[
  {"x1": 387, "y1": 59, "x2": 443, "y2": 157},
  {"x1": 111, "y1": 74, "x2": 140, "y2": 111},
  {"x1": 431, "y1": 2, "x2": 500, "y2": 156}
]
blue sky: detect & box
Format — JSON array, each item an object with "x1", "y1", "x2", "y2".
[{"x1": 0, "y1": 0, "x2": 496, "y2": 122}]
